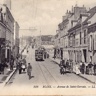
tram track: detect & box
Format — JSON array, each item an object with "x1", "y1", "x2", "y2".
[
  {"x1": 37, "y1": 61, "x2": 49, "y2": 85},
  {"x1": 37, "y1": 60, "x2": 58, "y2": 85}
]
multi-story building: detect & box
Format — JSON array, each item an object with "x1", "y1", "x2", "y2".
[
  {"x1": 55, "y1": 5, "x2": 87, "y2": 60},
  {"x1": 87, "y1": 6, "x2": 96, "y2": 63},
  {"x1": 68, "y1": 6, "x2": 96, "y2": 64},
  {"x1": 3, "y1": 4, "x2": 14, "y2": 62},
  {"x1": 68, "y1": 14, "x2": 89, "y2": 63},
  {"x1": 0, "y1": 8, "x2": 6, "y2": 62},
  {"x1": 0, "y1": 4, "x2": 18, "y2": 62}
]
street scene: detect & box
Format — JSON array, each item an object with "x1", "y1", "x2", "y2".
[
  {"x1": 6, "y1": 46, "x2": 92, "y2": 88},
  {"x1": 0, "y1": 0, "x2": 96, "y2": 95}
]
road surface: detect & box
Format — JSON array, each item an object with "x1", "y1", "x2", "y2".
[{"x1": 6, "y1": 46, "x2": 93, "y2": 89}]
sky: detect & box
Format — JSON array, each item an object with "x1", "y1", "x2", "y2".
[{"x1": 0, "y1": 0, "x2": 96, "y2": 37}]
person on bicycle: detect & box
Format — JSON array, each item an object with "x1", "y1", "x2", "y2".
[{"x1": 27, "y1": 63, "x2": 32, "y2": 79}]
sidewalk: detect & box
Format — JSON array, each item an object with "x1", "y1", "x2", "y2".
[
  {"x1": 0, "y1": 67, "x2": 17, "y2": 87},
  {"x1": 50, "y1": 57, "x2": 96, "y2": 84}
]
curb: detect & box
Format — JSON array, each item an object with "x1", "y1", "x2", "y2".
[
  {"x1": 0, "y1": 69, "x2": 17, "y2": 87},
  {"x1": 4, "y1": 69, "x2": 17, "y2": 86},
  {"x1": 50, "y1": 57, "x2": 96, "y2": 84},
  {"x1": 78, "y1": 74, "x2": 95, "y2": 84}
]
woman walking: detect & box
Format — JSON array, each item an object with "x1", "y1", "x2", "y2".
[{"x1": 27, "y1": 63, "x2": 32, "y2": 79}]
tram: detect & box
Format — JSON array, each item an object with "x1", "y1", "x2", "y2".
[{"x1": 35, "y1": 47, "x2": 45, "y2": 61}]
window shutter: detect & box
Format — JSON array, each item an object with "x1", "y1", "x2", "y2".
[
  {"x1": 88, "y1": 36, "x2": 90, "y2": 51},
  {"x1": 94, "y1": 35, "x2": 96, "y2": 50}
]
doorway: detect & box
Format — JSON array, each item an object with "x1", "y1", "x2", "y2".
[{"x1": 83, "y1": 49, "x2": 87, "y2": 62}]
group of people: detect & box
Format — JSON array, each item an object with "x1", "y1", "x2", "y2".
[
  {"x1": 59, "y1": 59, "x2": 96, "y2": 75},
  {"x1": 16, "y1": 57, "x2": 32, "y2": 79},
  {"x1": 75, "y1": 61, "x2": 96, "y2": 75},
  {"x1": 59, "y1": 59, "x2": 73, "y2": 74},
  {"x1": 0, "y1": 56, "x2": 14, "y2": 74}
]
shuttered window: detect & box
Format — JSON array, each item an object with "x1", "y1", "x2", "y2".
[
  {"x1": 94, "y1": 34, "x2": 96, "y2": 50},
  {"x1": 88, "y1": 36, "x2": 90, "y2": 50},
  {"x1": 88, "y1": 35, "x2": 92, "y2": 51}
]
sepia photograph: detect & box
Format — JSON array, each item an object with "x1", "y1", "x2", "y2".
[{"x1": 0, "y1": 0, "x2": 96, "y2": 95}]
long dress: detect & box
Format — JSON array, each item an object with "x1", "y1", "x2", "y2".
[{"x1": 75, "y1": 65, "x2": 80, "y2": 75}]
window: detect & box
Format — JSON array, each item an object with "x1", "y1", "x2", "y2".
[
  {"x1": 84, "y1": 30, "x2": 87, "y2": 44},
  {"x1": 89, "y1": 35, "x2": 92, "y2": 51}
]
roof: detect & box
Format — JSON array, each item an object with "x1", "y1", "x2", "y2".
[{"x1": 68, "y1": 6, "x2": 96, "y2": 32}]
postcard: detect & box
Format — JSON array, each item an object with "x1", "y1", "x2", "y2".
[{"x1": 0, "y1": 0, "x2": 96, "y2": 95}]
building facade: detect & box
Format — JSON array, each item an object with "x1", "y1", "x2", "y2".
[
  {"x1": 0, "y1": 4, "x2": 19, "y2": 63},
  {"x1": 55, "y1": 5, "x2": 87, "y2": 60},
  {"x1": 54, "y1": 5, "x2": 96, "y2": 65},
  {"x1": 0, "y1": 10, "x2": 6, "y2": 62},
  {"x1": 13, "y1": 21, "x2": 20, "y2": 58}
]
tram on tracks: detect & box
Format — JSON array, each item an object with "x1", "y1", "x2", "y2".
[{"x1": 35, "y1": 47, "x2": 46, "y2": 61}]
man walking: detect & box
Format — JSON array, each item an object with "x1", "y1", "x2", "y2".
[{"x1": 27, "y1": 63, "x2": 32, "y2": 79}]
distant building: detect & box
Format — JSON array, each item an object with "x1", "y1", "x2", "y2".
[
  {"x1": 35, "y1": 35, "x2": 54, "y2": 49},
  {"x1": 19, "y1": 36, "x2": 28, "y2": 53}
]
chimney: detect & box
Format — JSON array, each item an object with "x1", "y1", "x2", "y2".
[
  {"x1": 72, "y1": 6, "x2": 74, "y2": 13},
  {"x1": 4, "y1": 0, "x2": 11, "y2": 10}
]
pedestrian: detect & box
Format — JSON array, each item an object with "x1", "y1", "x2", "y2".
[
  {"x1": 81, "y1": 62, "x2": 85, "y2": 74},
  {"x1": 60, "y1": 65, "x2": 64, "y2": 75},
  {"x1": 59, "y1": 59, "x2": 65, "y2": 74},
  {"x1": 88, "y1": 62, "x2": 93, "y2": 75},
  {"x1": 75, "y1": 62, "x2": 81, "y2": 75},
  {"x1": 27, "y1": 63, "x2": 32, "y2": 79},
  {"x1": 66, "y1": 60, "x2": 69, "y2": 71},
  {"x1": 85, "y1": 62, "x2": 88, "y2": 74},
  {"x1": 79, "y1": 61, "x2": 82, "y2": 73},
  {"x1": 10, "y1": 60, "x2": 14, "y2": 71},
  {"x1": 62, "y1": 59, "x2": 66, "y2": 73},
  {"x1": 18, "y1": 62, "x2": 22, "y2": 74},
  {"x1": 93, "y1": 62, "x2": 96, "y2": 75},
  {"x1": 0, "y1": 62, "x2": 5, "y2": 74},
  {"x1": 70, "y1": 60, "x2": 73, "y2": 73}
]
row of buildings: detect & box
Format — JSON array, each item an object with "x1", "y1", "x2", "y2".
[
  {"x1": 0, "y1": 3, "x2": 19, "y2": 63},
  {"x1": 34, "y1": 35, "x2": 54, "y2": 49},
  {"x1": 19, "y1": 35, "x2": 54, "y2": 51},
  {"x1": 54, "y1": 5, "x2": 96, "y2": 64}
]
